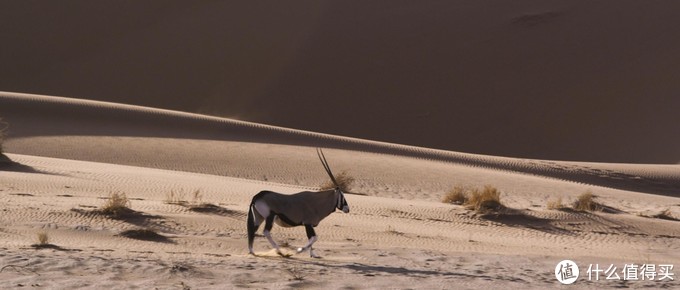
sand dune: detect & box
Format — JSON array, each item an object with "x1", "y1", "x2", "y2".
[
  {"x1": 1, "y1": 92, "x2": 679, "y2": 288},
  {"x1": 2, "y1": 1, "x2": 680, "y2": 163},
  {"x1": 2, "y1": 92, "x2": 680, "y2": 197}
]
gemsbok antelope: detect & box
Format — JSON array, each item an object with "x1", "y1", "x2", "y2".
[{"x1": 247, "y1": 148, "x2": 350, "y2": 258}]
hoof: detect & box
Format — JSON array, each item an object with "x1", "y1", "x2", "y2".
[{"x1": 296, "y1": 247, "x2": 305, "y2": 253}]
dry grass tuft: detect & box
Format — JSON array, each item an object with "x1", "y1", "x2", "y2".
[
  {"x1": 31, "y1": 231, "x2": 63, "y2": 250},
  {"x1": 442, "y1": 185, "x2": 504, "y2": 213},
  {"x1": 547, "y1": 197, "x2": 566, "y2": 210},
  {"x1": 166, "y1": 189, "x2": 206, "y2": 209},
  {"x1": 190, "y1": 189, "x2": 203, "y2": 206},
  {"x1": 442, "y1": 186, "x2": 468, "y2": 205},
  {"x1": 573, "y1": 191, "x2": 600, "y2": 212},
  {"x1": 37, "y1": 231, "x2": 49, "y2": 245},
  {"x1": 465, "y1": 185, "x2": 504, "y2": 213},
  {"x1": 165, "y1": 190, "x2": 187, "y2": 206},
  {"x1": 320, "y1": 170, "x2": 355, "y2": 193},
  {"x1": 100, "y1": 192, "x2": 131, "y2": 218}
]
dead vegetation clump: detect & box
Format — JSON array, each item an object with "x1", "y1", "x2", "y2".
[
  {"x1": 443, "y1": 185, "x2": 505, "y2": 213},
  {"x1": 466, "y1": 185, "x2": 504, "y2": 213},
  {"x1": 30, "y1": 231, "x2": 62, "y2": 250},
  {"x1": 320, "y1": 170, "x2": 355, "y2": 193},
  {"x1": 573, "y1": 191, "x2": 600, "y2": 212},
  {"x1": 165, "y1": 189, "x2": 231, "y2": 214},
  {"x1": 547, "y1": 197, "x2": 566, "y2": 210},
  {"x1": 186, "y1": 189, "x2": 213, "y2": 211},
  {"x1": 165, "y1": 190, "x2": 187, "y2": 206},
  {"x1": 442, "y1": 186, "x2": 468, "y2": 205},
  {"x1": 99, "y1": 192, "x2": 133, "y2": 218},
  {"x1": 37, "y1": 231, "x2": 49, "y2": 245}
]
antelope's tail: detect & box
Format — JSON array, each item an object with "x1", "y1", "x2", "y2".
[{"x1": 247, "y1": 203, "x2": 256, "y2": 252}]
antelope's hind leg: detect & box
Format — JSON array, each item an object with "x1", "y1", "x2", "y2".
[
  {"x1": 247, "y1": 205, "x2": 264, "y2": 255},
  {"x1": 297, "y1": 225, "x2": 320, "y2": 258},
  {"x1": 262, "y1": 214, "x2": 287, "y2": 256}
]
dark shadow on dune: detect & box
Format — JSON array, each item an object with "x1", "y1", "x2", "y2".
[
  {"x1": 0, "y1": 159, "x2": 58, "y2": 175},
  {"x1": 298, "y1": 260, "x2": 528, "y2": 284},
  {"x1": 70, "y1": 207, "x2": 174, "y2": 234},
  {"x1": 640, "y1": 210, "x2": 680, "y2": 222},
  {"x1": 118, "y1": 229, "x2": 173, "y2": 243},
  {"x1": 188, "y1": 203, "x2": 243, "y2": 217},
  {"x1": 596, "y1": 204, "x2": 625, "y2": 214},
  {"x1": 29, "y1": 243, "x2": 81, "y2": 252},
  {"x1": 479, "y1": 209, "x2": 571, "y2": 235}
]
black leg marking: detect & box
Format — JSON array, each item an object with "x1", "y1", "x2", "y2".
[
  {"x1": 264, "y1": 214, "x2": 276, "y2": 232},
  {"x1": 305, "y1": 224, "x2": 316, "y2": 239}
]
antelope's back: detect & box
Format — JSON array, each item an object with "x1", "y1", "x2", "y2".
[{"x1": 259, "y1": 190, "x2": 337, "y2": 226}]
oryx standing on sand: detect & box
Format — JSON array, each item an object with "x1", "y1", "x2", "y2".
[{"x1": 247, "y1": 148, "x2": 350, "y2": 258}]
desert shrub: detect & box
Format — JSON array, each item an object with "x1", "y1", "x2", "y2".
[
  {"x1": 573, "y1": 191, "x2": 599, "y2": 212},
  {"x1": 100, "y1": 192, "x2": 131, "y2": 218},
  {"x1": 442, "y1": 186, "x2": 468, "y2": 205},
  {"x1": 37, "y1": 231, "x2": 49, "y2": 245},
  {"x1": 464, "y1": 185, "x2": 504, "y2": 213},
  {"x1": 320, "y1": 170, "x2": 355, "y2": 192},
  {"x1": 547, "y1": 197, "x2": 566, "y2": 210},
  {"x1": 30, "y1": 231, "x2": 62, "y2": 249}
]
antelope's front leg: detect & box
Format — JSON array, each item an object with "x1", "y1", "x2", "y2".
[{"x1": 297, "y1": 225, "x2": 321, "y2": 258}]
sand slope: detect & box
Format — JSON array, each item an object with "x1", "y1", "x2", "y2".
[
  {"x1": 1, "y1": 92, "x2": 679, "y2": 289},
  {"x1": 2, "y1": 1, "x2": 680, "y2": 163},
  {"x1": 2, "y1": 92, "x2": 680, "y2": 197}
]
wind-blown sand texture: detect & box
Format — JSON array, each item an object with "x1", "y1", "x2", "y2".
[{"x1": 1, "y1": 92, "x2": 679, "y2": 289}]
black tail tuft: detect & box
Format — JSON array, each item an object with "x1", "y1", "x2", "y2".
[
  {"x1": 247, "y1": 204, "x2": 256, "y2": 251},
  {"x1": 247, "y1": 191, "x2": 270, "y2": 253}
]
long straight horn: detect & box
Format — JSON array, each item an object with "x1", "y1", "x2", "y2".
[{"x1": 317, "y1": 148, "x2": 339, "y2": 188}]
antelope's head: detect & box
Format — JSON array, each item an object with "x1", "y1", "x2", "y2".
[{"x1": 317, "y1": 148, "x2": 350, "y2": 213}]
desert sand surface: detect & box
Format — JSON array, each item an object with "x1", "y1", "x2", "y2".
[
  {"x1": 2, "y1": 1, "x2": 680, "y2": 163},
  {"x1": 1, "y1": 92, "x2": 679, "y2": 289}
]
